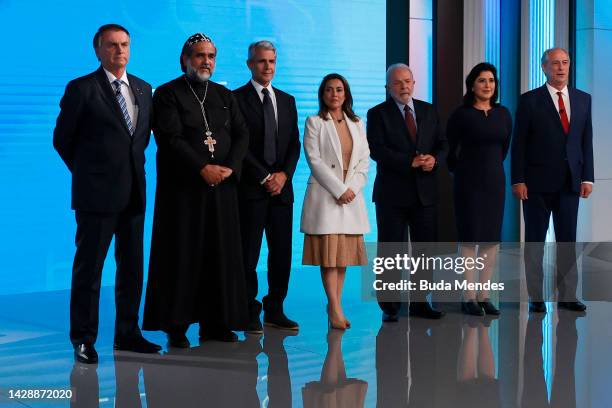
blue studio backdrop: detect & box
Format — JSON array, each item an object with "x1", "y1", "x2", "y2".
[{"x1": 0, "y1": 0, "x2": 385, "y2": 295}]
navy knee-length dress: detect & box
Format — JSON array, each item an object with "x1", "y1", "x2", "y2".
[{"x1": 447, "y1": 105, "x2": 512, "y2": 243}]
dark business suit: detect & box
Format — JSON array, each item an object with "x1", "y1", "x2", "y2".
[
  {"x1": 233, "y1": 82, "x2": 300, "y2": 318},
  {"x1": 367, "y1": 98, "x2": 448, "y2": 314},
  {"x1": 53, "y1": 66, "x2": 152, "y2": 346},
  {"x1": 511, "y1": 84, "x2": 593, "y2": 302}
]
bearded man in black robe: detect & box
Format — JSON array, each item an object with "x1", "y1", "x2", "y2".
[{"x1": 143, "y1": 33, "x2": 249, "y2": 345}]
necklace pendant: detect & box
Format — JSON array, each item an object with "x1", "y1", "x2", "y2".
[{"x1": 204, "y1": 133, "x2": 217, "y2": 158}]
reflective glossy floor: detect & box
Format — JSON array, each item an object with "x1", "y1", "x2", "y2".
[{"x1": 1, "y1": 274, "x2": 611, "y2": 407}]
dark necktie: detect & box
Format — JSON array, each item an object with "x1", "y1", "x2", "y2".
[
  {"x1": 113, "y1": 79, "x2": 135, "y2": 136},
  {"x1": 404, "y1": 104, "x2": 417, "y2": 143},
  {"x1": 557, "y1": 91, "x2": 570, "y2": 134},
  {"x1": 262, "y1": 88, "x2": 277, "y2": 166}
]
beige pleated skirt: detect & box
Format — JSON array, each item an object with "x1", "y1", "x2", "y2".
[{"x1": 302, "y1": 234, "x2": 368, "y2": 267}]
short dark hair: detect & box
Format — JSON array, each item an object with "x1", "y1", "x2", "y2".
[
  {"x1": 93, "y1": 24, "x2": 130, "y2": 49},
  {"x1": 317, "y1": 73, "x2": 359, "y2": 122},
  {"x1": 463, "y1": 62, "x2": 499, "y2": 106}
]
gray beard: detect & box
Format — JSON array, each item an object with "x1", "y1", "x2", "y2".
[{"x1": 185, "y1": 64, "x2": 211, "y2": 83}]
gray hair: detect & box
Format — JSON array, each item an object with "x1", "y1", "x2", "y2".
[
  {"x1": 248, "y1": 40, "x2": 276, "y2": 61},
  {"x1": 386, "y1": 63, "x2": 413, "y2": 84},
  {"x1": 541, "y1": 47, "x2": 570, "y2": 64}
]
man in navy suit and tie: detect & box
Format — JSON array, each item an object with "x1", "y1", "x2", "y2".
[
  {"x1": 367, "y1": 63, "x2": 448, "y2": 321},
  {"x1": 511, "y1": 47, "x2": 594, "y2": 313},
  {"x1": 54, "y1": 24, "x2": 160, "y2": 363},
  {"x1": 234, "y1": 41, "x2": 301, "y2": 333}
]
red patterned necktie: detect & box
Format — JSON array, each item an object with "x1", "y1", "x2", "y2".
[
  {"x1": 404, "y1": 105, "x2": 417, "y2": 143},
  {"x1": 557, "y1": 91, "x2": 570, "y2": 134}
]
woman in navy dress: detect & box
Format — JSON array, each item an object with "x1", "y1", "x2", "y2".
[{"x1": 447, "y1": 63, "x2": 512, "y2": 316}]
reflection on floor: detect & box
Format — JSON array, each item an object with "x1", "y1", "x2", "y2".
[{"x1": 0, "y1": 287, "x2": 611, "y2": 407}]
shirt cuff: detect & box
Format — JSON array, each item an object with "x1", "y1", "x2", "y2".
[
  {"x1": 581, "y1": 181, "x2": 594, "y2": 185},
  {"x1": 260, "y1": 174, "x2": 272, "y2": 185}
]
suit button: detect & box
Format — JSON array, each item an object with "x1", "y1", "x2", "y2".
[{"x1": 331, "y1": 164, "x2": 335, "y2": 168}]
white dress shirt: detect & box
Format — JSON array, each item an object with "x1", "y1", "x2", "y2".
[
  {"x1": 104, "y1": 68, "x2": 138, "y2": 129},
  {"x1": 546, "y1": 82, "x2": 571, "y2": 122},
  {"x1": 250, "y1": 78, "x2": 278, "y2": 122}
]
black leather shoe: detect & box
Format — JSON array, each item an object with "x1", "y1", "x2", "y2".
[
  {"x1": 382, "y1": 312, "x2": 399, "y2": 322},
  {"x1": 409, "y1": 302, "x2": 445, "y2": 319},
  {"x1": 167, "y1": 332, "x2": 190, "y2": 348},
  {"x1": 558, "y1": 300, "x2": 587, "y2": 312},
  {"x1": 74, "y1": 343, "x2": 98, "y2": 364},
  {"x1": 529, "y1": 301, "x2": 547, "y2": 313},
  {"x1": 245, "y1": 317, "x2": 264, "y2": 335},
  {"x1": 200, "y1": 329, "x2": 239, "y2": 342},
  {"x1": 478, "y1": 298, "x2": 500, "y2": 315},
  {"x1": 462, "y1": 300, "x2": 484, "y2": 316},
  {"x1": 114, "y1": 336, "x2": 161, "y2": 353},
  {"x1": 263, "y1": 312, "x2": 299, "y2": 331}
]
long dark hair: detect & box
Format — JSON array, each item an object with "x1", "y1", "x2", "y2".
[
  {"x1": 463, "y1": 62, "x2": 500, "y2": 106},
  {"x1": 317, "y1": 73, "x2": 359, "y2": 122}
]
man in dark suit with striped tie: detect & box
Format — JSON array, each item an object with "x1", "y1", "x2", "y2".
[
  {"x1": 54, "y1": 24, "x2": 160, "y2": 363},
  {"x1": 511, "y1": 47, "x2": 594, "y2": 314}
]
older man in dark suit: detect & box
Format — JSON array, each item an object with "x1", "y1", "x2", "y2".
[
  {"x1": 54, "y1": 24, "x2": 160, "y2": 363},
  {"x1": 511, "y1": 47, "x2": 594, "y2": 314},
  {"x1": 367, "y1": 63, "x2": 448, "y2": 321},
  {"x1": 234, "y1": 41, "x2": 301, "y2": 333}
]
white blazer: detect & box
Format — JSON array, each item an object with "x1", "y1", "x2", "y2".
[{"x1": 300, "y1": 113, "x2": 370, "y2": 235}]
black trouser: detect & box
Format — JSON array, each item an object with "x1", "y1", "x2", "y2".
[
  {"x1": 523, "y1": 188, "x2": 579, "y2": 302},
  {"x1": 239, "y1": 197, "x2": 293, "y2": 318},
  {"x1": 375, "y1": 202, "x2": 437, "y2": 314},
  {"x1": 522, "y1": 313, "x2": 578, "y2": 408},
  {"x1": 70, "y1": 201, "x2": 144, "y2": 345}
]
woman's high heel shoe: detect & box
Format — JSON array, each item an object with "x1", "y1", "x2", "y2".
[
  {"x1": 327, "y1": 304, "x2": 347, "y2": 330},
  {"x1": 461, "y1": 299, "x2": 485, "y2": 316},
  {"x1": 328, "y1": 318, "x2": 347, "y2": 330},
  {"x1": 478, "y1": 298, "x2": 500, "y2": 315}
]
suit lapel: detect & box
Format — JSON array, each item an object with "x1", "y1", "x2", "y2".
[
  {"x1": 384, "y1": 99, "x2": 413, "y2": 149},
  {"x1": 539, "y1": 85, "x2": 567, "y2": 136},
  {"x1": 94, "y1": 67, "x2": 132, "y2": 138},
  {"x1": 273, "y1": 86, "x2": 287, "y2": 141},
  {"x1": 412, "y1": 99, "x2": 423, "y2": 148},
  {"x1": 128, "y1": 74, "x2": 144, "y2": 137},
  {"x1": 324, "y1": 114, "x2": 344, "y2": 166},
  {"x1": 345, "y1": 117, "x2": 359, "y2": 177},
  {"x1": 245, "y1": 82, "x2": 264, "y2": 118},
  {"x1": 567, "y1": 87, "x2": 580, "y2": 137}
]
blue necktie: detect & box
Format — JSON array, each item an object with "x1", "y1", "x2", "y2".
[{"x1": 113, "y1": 79, "x2": 135, "y2": 136}]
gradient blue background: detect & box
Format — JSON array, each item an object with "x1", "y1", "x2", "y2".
[{"x1": 0, "y1": 0, "x2": 386, "y2": 295}]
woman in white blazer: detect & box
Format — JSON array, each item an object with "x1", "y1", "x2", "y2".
[{"x1": 301, "y1": 73, "x2": 370, "y2": 330}]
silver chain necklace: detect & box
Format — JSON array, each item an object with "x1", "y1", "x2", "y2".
[{"x1": 184, "y1": 76, "x2": 216, "y2": 157}]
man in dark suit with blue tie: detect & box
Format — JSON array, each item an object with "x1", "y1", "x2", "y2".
[
  {"x1": 511, "y1": 47, "x2": 594, "y2": 313},
  {"x1": 54, "y1": 24, "x2": 160, "y2": 363},
  {"x1": 234, "y1": 41, "x2": 301, "y2": 333},
  {"x1": 367, "y1": 63, "x2": 448, "y2": 321}
]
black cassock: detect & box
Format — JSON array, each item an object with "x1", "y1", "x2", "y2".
[{"x1": 143, "y1": 76, "x2": 249, "y2": 332}]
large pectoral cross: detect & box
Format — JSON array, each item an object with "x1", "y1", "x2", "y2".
[{"x1": 204, "y1": 131, "x2": 216, "y2": 158}]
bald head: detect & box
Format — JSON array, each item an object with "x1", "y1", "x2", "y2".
[{"x1": 541, "y1": 47, "x2": 570, "y2": 90}]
